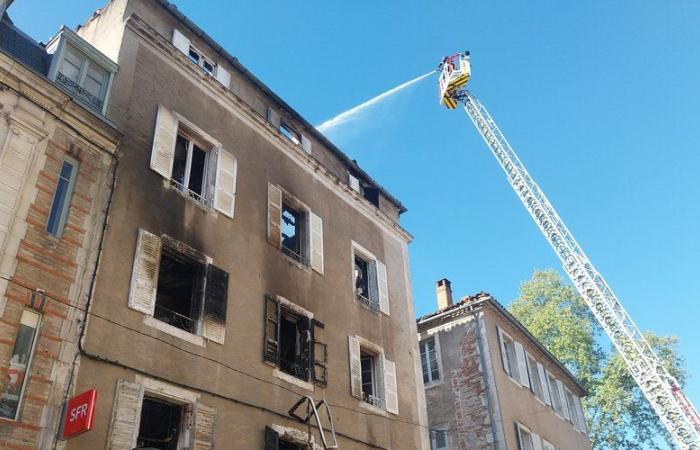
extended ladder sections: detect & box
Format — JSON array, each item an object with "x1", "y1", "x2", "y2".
[{"x1": 458, "y1": 91, "x2": 700, "y2": 449}]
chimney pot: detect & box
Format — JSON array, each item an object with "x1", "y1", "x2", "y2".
[{"x1": 436, "y1": 278, "x2": 453, "y2": 310}]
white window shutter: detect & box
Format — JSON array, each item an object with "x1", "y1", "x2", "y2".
[
  {"x1": 556, "y1": 380, "x2": 570, "y2": 420},
  {"x1": 192, "y1": 403, "x2": 216, "y2": 450},
  {"x1": 348, "y1": 336, "x2": 362, "y2": 399},
  {"x1": 300, "y1": 134, "x2": 312, "y2": 154},
  {"x1": 575, "y1": 396, "x2": 587, "y2": 432},
  {"x1": 214, "y1": 65, "x2": 230, "y2": 88},
  {"x1": 532, "y1": 433, "x2": 543, "y2": 450},
  {"x1": 128, "y1": 229, "x2": 161, "y2": 316},
  {"x1": 267, "y1": 107, "x2": 281, "y2": 128},
  {"x1": 383, "y1": 357, "x2": 399, "y2": 414},
  {"x1": 497, "y1": 327, "x2": 510, "y2": 375},
  {"x1": 309, "y1": 211, "x2": 324, "y2": 274},
  {"x1": 537, "y1": 362, "x2": 551, "y2": 405},
  {"x1": 376, "y1": 260, "x2": 390, "y2": 316},
  {"x1": 150, "y1": 105, "x2": 178, "y2": 179},
  {"x1": 106, "y1": 380, "x2": 144, "y2": 450},
  {"x1": 267, "y1": 184, "x2": 282, "y2": 247},
  {"x1": 214, "y1": 149, "x2": 237, "y2": 218},
  {"x1": 172, "y1": 28, "x2": 190, "y2": 55},
  {"x1": 348, "y1": 172, "x2": 360, "y2": 192},
  {"x1": 514, "y1": 341, "x2": 530, "y2": 388}
]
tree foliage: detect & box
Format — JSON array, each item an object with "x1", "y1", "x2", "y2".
[{"x1": 508, "y1": 269, "x2": 686, "y2": 450}]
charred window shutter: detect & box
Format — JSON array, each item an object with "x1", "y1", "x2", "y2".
[
  {"x1": 263, "y1": 295, "x2": 281, "y2": 364},
  {"x1": 348, "y1": 336, "x2": 362, "y2": 399},
  {"x1": 128, "y1": 229, "x2": 161, "y2": 315},
  {"x1": 267, "y1": 184, "x2": 282, "y2": 248},
  {"x1": 203, "y1": 264, "x2": 229, "y2": 344},
  {"x1": 311, "y1": 319, "x2": 327, "y2": 387},
  {"x1": 106, "y1": 380, "x2": 144, "y2": 450},
  {"x1": 192, "y1": 403, "x2": 216, "y2": 450},
  {"x1": 264, "y1": 426, "x2": 279, "y2": 450}
]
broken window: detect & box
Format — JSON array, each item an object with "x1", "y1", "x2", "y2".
[
  {"x1": 351, "y1": 245, "x2": 389, "y2": 314},
  {"x1": 420, "y1": 337, "x2": 440, "y2": 384},
  {"x1": 526, "y1": 353, "x2": 543, "y2": 400},
  {"x1": 430, "y1": 429, "x2": 449, "y2": 450},
  {"x1": 281, "y1": 202, "x2": 306, "y2": 264},
  {"x1": 360, "y1": 349, "x2": 382, "y2": 408},
  {"x1": 279, "y1": 122, "x2": 301, "y2": 145},
  {"x1": 46, "y1": 158, "x2": 78, "y2": 237},
  {"x1": 0, "y1": 310, "x2": 40, "y2": 420},
  {"x1": 263, "y1": 296, "x2": 327, "y2": 386},
  {"x1": 353, "y1": 255, "x2": 370, "y2": 302},
  {"x1": 188, "y1": 46, "x2": 215, "y2": 75},
  {"x1": 154, "y1": 248, "x2": 204, "y2": 333},
  {"x1": 171, "y1": 133, "x2": 210, "y2": 204},
  {"x1": 136, "y1": 397, "x2": 184, "y2": 450}
]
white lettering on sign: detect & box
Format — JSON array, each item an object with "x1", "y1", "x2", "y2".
[{"x1": 69, "y1": 403, "x2": 88, "y2": 422}]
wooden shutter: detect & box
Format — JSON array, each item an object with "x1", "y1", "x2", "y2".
[
  {"x1": 172, "y1": 28, "x2": 190, "y2": 55},
  {"x1": 348, "y1": 336, "x2": 362, "y2": 399},
  {"x1": 348, "y1": 172, "x2": 361, "y2": 192},
  {"x1": 263, "y1": 295, "x2": 280, "y2": 364},
  {"x1": 383, "y1": 357, "x2": 398, "y2": 414},
  {"x1": 128, "y1": 229, "x2": 161, "y2": 315},
  {"x1": 532, "y1": 433, "x2": 543, "y2": 450},
  {"x1": 192, "y1": 403, "x2": 216, "y2": 450},
  {"x1": 267, "y1": 107, "x2": 281, "y2": 128},
  {"x1": 311, "y1": 319, "x2": 327, "y2": 387},
  {"x1": 309, "y1": 211, "x2": 324, "y2": 274},
  {"x1": 203, "y1": 264, "x2": 229, "y2": 344},
  {"x1": 301, "y1": 134, "x2": 312, "y2": 154},
  {"x1": 497, "y1": 327, "x2": 510, "y2": 375},
  {"x1": 537, "y1": 362, "x2": 551, "y2": 405},
  {"x1": 267, "y1": 184, "x2": 282, "y2": 248},
  {"x1": 264, "y1": 426, "x2": 279, "y2": 450},
  {"x1": 514, "y1": 342, "x2": 530, "y2": 388},
  {"x1": 556, "y1": 380, "x2": 570, "y2": 420},
  {"x1": 214, "y1": 149, "x2": 237, "y2": 218},
  {"x1": 150, "y1": 105, "x2": 178, "y2": 179},
  {"x1": 376, "y1": 260, "x2": 390, "y2": 315},
  {"x1": 368, "y1": 260, "x2": 379, "y2": 306},
  {"x1": 575, "y1": 396, "x2": 587, "y2": 432},
  {"x1": 106, "y1": 380, "x2": 144, "y2": 450},
  {"x1": 214, "y1": 65, "x2": 230, "y2": 88}
]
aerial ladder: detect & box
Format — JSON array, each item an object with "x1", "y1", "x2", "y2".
[{"x1": 438, "y1": 52, "x2": 700, "y2": 449}]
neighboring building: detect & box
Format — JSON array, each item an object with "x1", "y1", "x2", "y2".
[
  {"x1": 417, "y1": 280, "x2": 592, "y2": 450},
  {"x1": 56, "y1": 0, "x2": 427, "y2": 448},
  {"x1": 0, "y1": 11, "x2": 120, "y2": 450}
]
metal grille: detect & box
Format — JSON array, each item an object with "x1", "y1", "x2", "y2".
[
  {"x1": 363, "y1": 393, "x2": 385, "y2": 410},
  {"x1": 55, "y1": 72, "x2": 104, "y2": 110},
  {"x1": 154, "y1": 304, "x2": 196, "y2": 333},
  {"x1": 356, "y1": 294, "x2": 379, "y2": 311}
]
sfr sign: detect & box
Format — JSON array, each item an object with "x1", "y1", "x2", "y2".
[{"x1": 63, "y1": 389, "x2": 97, "y2": 439}]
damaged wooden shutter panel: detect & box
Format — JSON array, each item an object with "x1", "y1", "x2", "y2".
[
  {"x1": 376, "y1": 260, "x2": 389, "y2": 315},
  {"x1": 267, "y1": 184, "x2": 282, "y2": 247},
  {"x1": 203, "y1": 264, "x2": 229, "y2": 344},
  {"x1": 348, "y1": 336, "x2": 362, "y2": 399},
  {"x1": 214, "y1": 149, "x2": 237, "y2": 218},
  {"x1": 267, "y1": 107, "x2": 281, "y2": 129},
  {"x1": 264, "y1": 426, "x2": 280, "y2": 450},
  {"x1": 150, "y1": 105, "x2": 178, "y2": 179},
  {"x1": 263, "y1": 295, "x2": 281, "y2": 364},
  {"x1": 311, "y1": 319, "x2": 327, "y2": 387},
  {"x1": 128, "y1": 229, "x2": 161, "y2": 315},
  {"x1": 192, "y1": 403, "x2": 216, "y2": 450},
  {"x1": 309, "y1": 211, "x2": 324, "y2": 274},
  {"x1": 172, "y1": 29, "x2": 190, "y2": 55},
  {"x1": 384, "y1": 358, "x2": 399, "y2": 414},
  {"x1": 106, "y1": 380, "x2": 144, "y2": 450}
]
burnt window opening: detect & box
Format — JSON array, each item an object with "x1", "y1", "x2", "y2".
[
  {"x1": 279, "y1": 440, "x2": 305, "y2": 450},
  {"x1": 281, "y1": 202, "x2": 306, "y2": 264},
  {"x1": 279, "y1": 122, "x2": 301, "y2": 145},
  {"x1": 137, "y1": 397, "x2": 183, "y2": 450},
  {"x1": 354, "y1": 255, "x2": 370, "y2": 301},
  {"x1": 188, "y1": 46, "x2": 215, "y2": 75},
  {"x1": 362, "y1": 186, "x2": 380, "y2": 208},
  {"x1": 155, "y1": 249, "x2": 204, "y2": 333},
  {"x1": 279, "y1": 309, "x2": 310, "y2": 380},
  {"x1": 361, "y1": 350, "x2": 382, "y2": 408}
]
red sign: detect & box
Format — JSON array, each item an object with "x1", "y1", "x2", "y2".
[{"x1": 63, "y1": 389, "x2": 97, "y2": 439}]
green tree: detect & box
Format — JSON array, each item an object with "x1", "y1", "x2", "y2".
[{"x1": 509, "y1": 269, "x2": 686, "y2": 450}]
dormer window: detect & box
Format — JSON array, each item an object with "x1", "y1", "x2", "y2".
[{"x1": 46, "y1": 27, "x2": 117, "y2": 115}]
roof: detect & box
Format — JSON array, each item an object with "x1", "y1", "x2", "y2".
[
  {"x1": 417, "y1": 292, "x2": 588, "y2": 395},
  {"x1": 153, "y1": 0, "x2": 407, "y2": 214},
  {"x1": 0, "y1": 13, "x2": 51, "y2": 75}
]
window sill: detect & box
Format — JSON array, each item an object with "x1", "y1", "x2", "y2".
[
  {"x1": 143, "y1": 315, "x2": 206, "y2": 347},
  {"x1": 273, "y1": 368, "x2": 314, "y2": 391},
  {"x1": 423, "y1": 379, "x2": 443, "y2": 390},
  {"x1": 355, "y1": 295, "x2": 380, "y2": 314},
  {"x1": 162, "y1": 179, "x2": 215, "y2": 215},
  {"x1": 280, "y1": 250, "x2": 312, "y2": 273},
  {"x1": 358, "y1": 400, "x2": 388, "y2": 417}
]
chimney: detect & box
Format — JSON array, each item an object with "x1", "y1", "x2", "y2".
[{"x1": 436, "y1": 278, "x2": 453, "y2": 310}]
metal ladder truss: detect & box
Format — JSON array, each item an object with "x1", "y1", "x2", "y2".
[
  {"x1": 288, "y1": 396, "x2": 338, "y2": 449},
  {"x1": 455, "y1": 90, "x2": 700, "y2": 449}
]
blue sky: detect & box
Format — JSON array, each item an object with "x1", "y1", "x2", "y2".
[{"x1": 14, "y1": 0, "x2": 700, "y2": 435}]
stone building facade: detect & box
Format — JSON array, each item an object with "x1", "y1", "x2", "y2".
[
  {"x1": 417, "y1": 280, "x2": 592, "y2": 450},
  {"x1": 55, "y1": 0, "x2": 428, "y2": 448},
  {"x1": 0, "y1": 12, "x2": 120, "y2": 449}
]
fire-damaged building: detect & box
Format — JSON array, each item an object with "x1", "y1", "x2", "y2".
[
  {"x1": 417, "y1": 280, "x2": 592, "y2": 450},
  {"x1": 46, "y1": 0, "x2": 429, "y2": 448}
]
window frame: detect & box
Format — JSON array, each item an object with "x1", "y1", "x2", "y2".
[
  {"x1": 515, "y1": 422, "x2": 534, "y2": 450},
  {"x1": 498, "y1": 327, "x2": 520, "y2": 382},
  {"x1": 526, "y1": 352, "x2": 545, "y2": 402},
  {"x1": 170, "y1": 129, "x2": 212, "y2": 205},
  {"x1": 187, "y1": 45, "x2": 216, "y2": 75},
  {"x1": 542, "y1": 440, "x2": 555, "y2": 450},
  {"x1": 359, "y1": 347, "x2": 383, "y2": 409},
  {"x1": 279, "y1": 121, "x2": 301, "y2": 146},
  {"x1": 419, "y1": 334, "x2": 443, "y2": 387},
  {"x1": 46, "y1": 157, "x2": 79, "y2": 237},
  {"x1": 430, "y1": 427, "x2": 449, "y2": 450},
  {"x1": 137, "y1": 396, "x2": 189, "y2": 449},
  {"x1": 546, "y1": 371, "x2": 564, "y2": 417},
  {"x1": 280, "y1": 198, "x2": 309, "y2": 266},
  {"x1": 350, "y1": 241, "x2": 389, "y2": 315}
]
